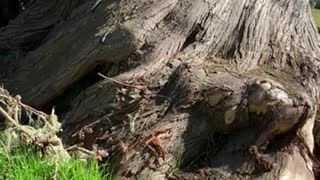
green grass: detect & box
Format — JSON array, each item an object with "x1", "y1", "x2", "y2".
[
  {"x1": 0, "y1": 142, "x2": 112, "y2": 180},
  {"x1": 312, "y1": 8, "x2": 320, "y2": 31}
]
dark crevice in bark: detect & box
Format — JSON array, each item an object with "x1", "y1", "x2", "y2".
[
  {"x1": 180, "y1": 125, "x2": 228, "y2": 170},
  {"x1": 181, "y1": 24, "x2": 204, "y2": 51},
  {"x1": 42, "y1": 63, "x2": 109, "y2": 116},
  {"x1": 216, "y1": 8, "x2": 247, "y2": 61},
  {"x1": 235, "y1": 21, "x2": 246, "y2": 59},
  {"x1": 0, "y1": 0, "x2": 21, "y2": 28},
  {"x1": 314, "y1": 143, "x2": 320, "y2": 179},
  {"x1": 42, "y1": 51, "x2": 143, "y2": 118}
]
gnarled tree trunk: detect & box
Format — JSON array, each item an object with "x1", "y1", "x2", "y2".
[{"x1": 1, "y1": 0, "x2": 320, "y2": 179}]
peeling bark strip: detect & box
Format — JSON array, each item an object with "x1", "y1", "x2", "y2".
[{"x1": 1, "y1": 0, "x2": 320, "y2": 179}]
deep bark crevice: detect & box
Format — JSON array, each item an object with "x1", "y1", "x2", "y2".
[
  {"x1": 42, "y1": 63, "x2": 109, "y2": 115},
  {"x1": 181, "y1": 24, "x2": 204, "y2": 51},
  {"x1": 0, "y1": 0, "x2": 21, "y2": 27}
]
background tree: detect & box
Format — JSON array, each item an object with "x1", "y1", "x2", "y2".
[{"x1": 1, "y1": 0, "x2": 320, "y2": 179}]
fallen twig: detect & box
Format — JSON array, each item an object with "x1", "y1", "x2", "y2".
[
  {"x1": 0, "y1": 106, "x2": 20, "y2": 127},
  {"x1": 98, "y1": 73, "x2": 172, "y2": 101},
  {"x1": 91, "y1": 0, "x2": 103, "y2": 12},
  {"x1": 98, "y1": 73, "x2": 145, "y2": 90}
]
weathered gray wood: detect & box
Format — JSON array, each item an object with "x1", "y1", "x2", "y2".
[{"x1": 1, "y1": 0, "x2": 320, "y2": 179}]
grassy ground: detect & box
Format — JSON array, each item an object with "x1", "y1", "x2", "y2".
[
  {"x1": 0, "y1": 141, "x2": 112, "y2": 179},
  {"x1": 312, "y1": 8, "x2": 320, "y2": 31}
]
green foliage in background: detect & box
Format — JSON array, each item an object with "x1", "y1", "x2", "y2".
[{"x1": 312, "y1": 8, "x2": 320, "y2": 31}]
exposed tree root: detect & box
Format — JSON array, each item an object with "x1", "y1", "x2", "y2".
[{"x1": 59, "y1": 59, "x2": 317, "y2": 179}]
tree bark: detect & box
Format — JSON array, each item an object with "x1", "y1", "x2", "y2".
[{"x1": 1, "y1": 0, "x2": 320, "y2": 179}]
